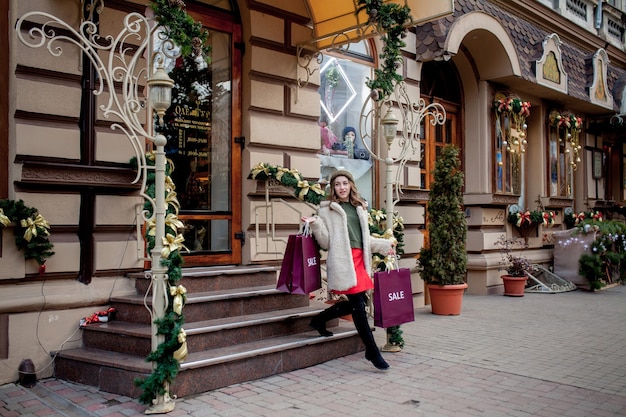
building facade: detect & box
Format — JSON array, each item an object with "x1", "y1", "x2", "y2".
[{"x1": 1, "y1": 0, "x2": 625, "y2": 385}]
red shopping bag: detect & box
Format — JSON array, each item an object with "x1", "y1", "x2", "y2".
[
  {"x1": 373, "y1": 268, "x2": 415, "y2": 328},
  {"x1": 276, "y1": 223, "x2": 321, "y2": 294}
]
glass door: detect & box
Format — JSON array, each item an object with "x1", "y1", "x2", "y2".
[{"x1": 160, "y1": 8, "x2": 242, "y2": 266}]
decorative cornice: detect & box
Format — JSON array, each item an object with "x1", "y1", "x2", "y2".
[{"x1": 20, "y1": 162, "x2": 138, "y2": 189}]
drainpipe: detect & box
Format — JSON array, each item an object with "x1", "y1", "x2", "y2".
[{"x1": 595, "y1": 0, "x2": 603, "y2": 30}]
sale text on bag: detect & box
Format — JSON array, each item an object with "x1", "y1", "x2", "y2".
[
  {"x1": 388, "y1": 291, "x2": 405, "y2": 301},
  {"x1": 307, "y1": 257, "x2": 317, "y2": 267}
]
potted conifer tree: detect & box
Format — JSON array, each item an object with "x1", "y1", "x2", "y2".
[{"x1": 417, "y1": 145, "x2": 468, "y2": 315}]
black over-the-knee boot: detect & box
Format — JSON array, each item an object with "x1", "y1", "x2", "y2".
[
  {"x1": 310, "y1": 300, "x2": 352, "y2": 337},
  {"x1": 348, "y1": 293, "x2": 390, "y2": 370}
]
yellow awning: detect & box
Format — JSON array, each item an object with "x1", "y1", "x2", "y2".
[{"x1": 304, "y1": 0, "x2": 454, "y2": 50}]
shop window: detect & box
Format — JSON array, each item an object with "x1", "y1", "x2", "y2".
[
  {"x1": 547, "y1": 110, "x2": 582, "y2": 198},
  {"x1": 318, "y1": 50, "x2": 374, "y2": 203},
  {"x1": 493, "y1": 95, "x2": 531, "y2": 195}
]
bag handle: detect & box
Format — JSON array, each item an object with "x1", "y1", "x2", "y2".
[{"x1": 298, "y1": 219, "x2": 313, "y2": 237}]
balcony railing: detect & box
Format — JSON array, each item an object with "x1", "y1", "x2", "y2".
[{"x1": 533, "y1": 0, "x2": 625, "y2": 49}]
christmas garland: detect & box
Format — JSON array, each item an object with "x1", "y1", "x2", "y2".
[
  {"x1": 356, "y1": 0, "x2": 412, "y2": 100},
  {"x1": 548, "y1": 110, "x2": 583, "y2": 169},
  {"x1": 564, "y1": 209, "x2": 602, "y2": 228},
  {"x1": 150, "y1": 0, "x2": 212, "y2": 65},
  {"x1": 493, "y1": 96, "x2": 531, "y2": 154},
  {"x1": 507, "y1": 206, "x2": 556, "y2": 228},
  {"x1": 0, "y1": 199, "x2": 54, "y2": 272},
  {"x1": 249, "y1": 163, "x2": 326, "y2": 205},
  {"x1": 130, "y1": 152, "x2": 189, "y2": 406}
]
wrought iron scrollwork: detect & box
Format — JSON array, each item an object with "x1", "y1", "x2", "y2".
[{"x1": 16, "y1": 11, "x2": 179, "y2": 224}]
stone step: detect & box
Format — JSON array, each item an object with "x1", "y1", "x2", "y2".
[
  {"x1": 55, "y1": 266, "x2": 364, "y2": 400},
  {"x1": 55, "y1": 326, "x2": 362, "y2": 398},
  {"x1": 82, "y1": 305, "x2": 337, "y2": 356},
  {"x1": 110, "y1": 285, "x2": 310, "y2": 323},
  {"x1": 131, "y1": 265, "x2": 279, "y2": 294}
]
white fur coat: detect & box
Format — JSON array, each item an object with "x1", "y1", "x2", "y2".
[{"x1": 310, "y1": 201, "x2": 393, "y2": 292}]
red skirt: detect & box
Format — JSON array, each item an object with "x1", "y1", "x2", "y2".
[{"x1": 333, "y1": 248, "x2": 373, "y2": 294}]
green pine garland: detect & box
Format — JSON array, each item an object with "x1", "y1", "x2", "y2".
[
  {"x1": 356, "y1": 0, "x2": 412, "y2": 100},
  {"x1": 0, "y1": 199, "x2": 54, "y2": 266},
  {"x1": 130, "y1": 153, "x2": 188, "y2": 406},
  {"x1": 249, "y1": 163, "x2": 327, "y2": 205},
  {"x1": 150, "y1": 0, "x2": 212, "y2": 62}
]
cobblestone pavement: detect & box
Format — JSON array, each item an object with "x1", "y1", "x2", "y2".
[{"x1": 2, "y1": 285, "x2": 626, "y2": 416}]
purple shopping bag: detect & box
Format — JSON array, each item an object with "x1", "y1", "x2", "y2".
[
  {"x1": 277, "y1": 223, "x2": 321, "y2": 294},
  {"x1": 373, "y1": 268, "x2": 415, "y2": 328}
]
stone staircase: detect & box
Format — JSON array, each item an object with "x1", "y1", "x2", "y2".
[{"x1": 53, "y1": 265, "x2": 363, "y2": 398}]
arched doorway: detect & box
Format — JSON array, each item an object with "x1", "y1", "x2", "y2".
[{"x1": 419, "y1": 60, "x2": 463, "y2": 245}]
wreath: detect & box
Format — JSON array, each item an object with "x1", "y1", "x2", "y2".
[{"x1": 0, "y1": 199, "x2": 54, "y2": 271}]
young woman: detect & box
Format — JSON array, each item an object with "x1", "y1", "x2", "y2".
[{"x1": 302, "y1": 169, "x2": 394, "y2": 370}]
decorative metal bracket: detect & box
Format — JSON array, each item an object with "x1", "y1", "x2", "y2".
[
  {"x1": 359, "y1": 81, "x2": 446, "y2": 210},
  {"x1": 16, "y1": 10, "x2": 178, "y2": 225}
]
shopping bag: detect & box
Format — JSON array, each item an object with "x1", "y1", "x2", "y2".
[
  {"x1": 276, "y1": 222, "x2": 321, "y2": 294},
  {"x1": 373, "y1": 268, "x2": 415, "y2": 328}
]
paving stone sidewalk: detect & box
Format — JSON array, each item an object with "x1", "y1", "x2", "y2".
[{"x1": 2, "y1": 284, "x2": 626, "y2": 416}]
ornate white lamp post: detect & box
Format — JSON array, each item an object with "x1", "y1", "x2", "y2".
[
  {"x1": 16, "y1": 8, "x2": 178, "y2": 414},
  {"x1": 380, "y1": 108, "x2": 400, "y2": 220},
  {"x1": 360, "y1": 82, "x2": 447, "y2": 231}
]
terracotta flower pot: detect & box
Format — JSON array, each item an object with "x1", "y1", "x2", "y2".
[
  {"x1": 427, "y1": 283, "x2": 468, "y2": 315},
  {"x1": 501, "y1": 275, "x2": 528, "y2": 297}
]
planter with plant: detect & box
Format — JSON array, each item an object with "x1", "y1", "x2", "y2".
[
  {"x1": 417, "y1": 145, "x2": 467, "y2": 315},
  {"x1": 495, "y1": 236, "x2": 532, "y2": 296}
]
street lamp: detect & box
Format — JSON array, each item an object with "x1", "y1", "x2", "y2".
[
  {"x1": 148, "y1": 65, "x2": 175, "y2": 125},
  {"x1": 381, "y1": 108, "x2": 400, "y2": 149},
  {"x1": 17, "y1": 9, "x2": 179, "y2": 414},
  {"x1": 380, "y1": 107, "x2": 400, "y2": 221},
  {"x1": 359, "y1": 81, "x2": 446, "y2": 234}
]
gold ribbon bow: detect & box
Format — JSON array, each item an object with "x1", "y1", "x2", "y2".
[
  {"x1": 297, "y1": 181, "x2": 324, "y2": 200},
  {"x1": 169, "y1": 285, "x2": 187, "y2": 315},
  {"x1": 146, "y1": 219, "x2": 156, "y2": 237},
  {"x1": 165, "y1": 191, "x2": 180, "y2": 214},
  {"x1": 372, "y1": 253, "x2": 397, "y2": 272},
  {"x1": 372, "y1": 254, "x2": 385, "y2": 271},
  {"x1": 165, "y1": 213, "x2": 184, "y2": 234},
  {"x1": 275, "y1": 167, "x2": 301, "y2": 183},
  {"x1": 0, "y1": 209, "x2": 10, "y2": 227},
  {"x1": 161, "y1": 233, "x2": 189, "y2": 258},
  {"x1": 372, "y1": 228, "x2": 395, "y2": 241},
  {"x1": 173, "y1": 328, "x2": 188, "y2": 362},
  {"x1": 251, "y1": 163, "x2": 269, "y2": 179},
  {"x1": 369, "y1": 209, "x2": 385, "y2": 226},
  {"x1": 147, "y1": 214, "x2": 182, "y2": 236},
  {"x1": 393, "y1": 215, "x2": 405, "y2": 231},
  {"x1": 20, "y1": 214, "x2": 50, "y2": 242},
  {"x1": 165, "y1": 175, "x2": 176, "y2": 192},
  {"x1": 382, "y1": 254, "x2": 396, "y2": 271}
]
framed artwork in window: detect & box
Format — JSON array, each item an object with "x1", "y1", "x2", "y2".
[{"x1": 592, "y1": 150, "x2": 603, "y2": 179}]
